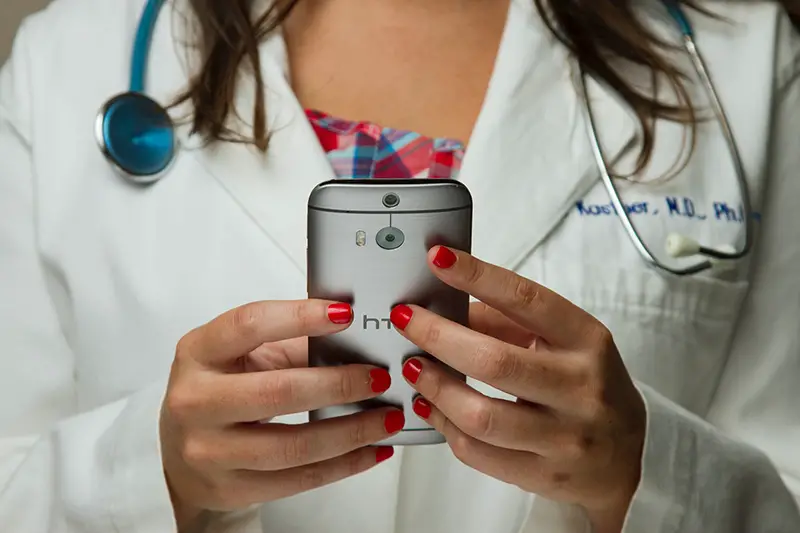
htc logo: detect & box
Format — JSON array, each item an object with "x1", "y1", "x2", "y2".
[{"x1": 362, "y1": 315, "x2": 393, "y2": 330}]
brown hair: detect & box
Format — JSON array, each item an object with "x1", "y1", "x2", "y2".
[{"x1": 174, "y1": 0, "x2": 799, "y2": 174}]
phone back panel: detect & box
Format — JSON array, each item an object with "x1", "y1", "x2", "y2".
[{"x1": 307, "y1": 179, "x2": 472, "y2": 445}]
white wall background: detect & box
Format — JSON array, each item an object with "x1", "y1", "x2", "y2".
[{"x1": 1, "y1": 0, "x2": 51, "y2": 62}]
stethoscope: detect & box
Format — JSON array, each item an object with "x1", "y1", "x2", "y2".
[
  {"x1": 95, "y1": 0, "x2": 174, "y2": 184},
  {"x1": 579, "y1": 3, "x2": 753, "y2": 276},
  {"x1": 98, "y1": 0, "x2": 752, "y2": 276}
]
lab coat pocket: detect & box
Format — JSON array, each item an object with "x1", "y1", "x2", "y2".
[{"x1": 539, "y1": 263, "x2": 750, "y2": 416}]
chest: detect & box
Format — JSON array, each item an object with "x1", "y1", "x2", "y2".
[
  {"x1": 34, "y1": 0, "x2": 778, "y2": 421},
  {"x1": 283, "y1": 0, "x2": 509, "y2": 142}
]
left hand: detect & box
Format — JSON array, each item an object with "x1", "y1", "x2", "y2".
[{"x1": 390, "y1": 246, "x2": 646, "y2": 533}]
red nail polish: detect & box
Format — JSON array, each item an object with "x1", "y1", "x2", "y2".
[
  {"x1": 432, "y1": 246, "x2": 458, "y2": 269},
  {"x1": 390, "y1": 305, "x2": 413, "y2": 330},
  {"x1": 413, "y1": 397, "x2": 432, "y2": 419},
  {"x1": 384, "y1": 410, "x2": 405, "y2": 433},
  {"x1": 402, "y1": 358, "x2": 423, "y2": 384},
  {"x1": 375, "y1": 446, "x2": 394, "y2": 464},
  {"x1": 369, "y1": 369, "x2": 391, "y2": 394},
  {"x1": 327, "y1": 303, "x2": 353, "y2": 325}
]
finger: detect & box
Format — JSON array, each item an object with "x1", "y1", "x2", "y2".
[
  {"x1": 468, "y1": 302, "x2": 539, "y2": 348},
  {"x1": 245, "y1": 337, "x2": 310, "y2": 372},
  {"x1": 404, "y1": 358, "x2": 565, "y2": 455},
  {"x1": 235, "y1": 446, "x2": 395, "y2": 504},
  {"x1": 428, "y1": 247, "x2": 595, "y2": 348},
  {"x1": 196, "y1": 408, "x2": 404, "y2": 471},
  {"x1": 420, "y1": 403, "x2": 546, "y2": 494},
  {"x1": 179, "y1": 365, "x2": 394, "y2": 424},
  {"x1": 183, "y1": 300, "x2": 353, "y2": 367},
  {"x1": 391, "y1": 304, "x2": 579, "y2": 406}
]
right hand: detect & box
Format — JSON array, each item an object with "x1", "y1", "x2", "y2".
[{"x1": 160, "y1": 299, "x2": 404, "y2": 529}]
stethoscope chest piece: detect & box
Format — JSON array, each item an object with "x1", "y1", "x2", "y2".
[{"x1": 95, "y1": 92, "x2": 176, "y2": 184}]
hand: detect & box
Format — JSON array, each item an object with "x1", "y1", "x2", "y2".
[
  {"x1": 160, "y1": 300, "x2": 404, "y2": 530},
  {"x1": 390, "y1": 247, "x2": 646, "y2": 533}
]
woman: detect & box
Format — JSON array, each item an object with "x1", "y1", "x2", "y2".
[{"x1": 1, "y1": 0, "x2": 799, "y2": 531}]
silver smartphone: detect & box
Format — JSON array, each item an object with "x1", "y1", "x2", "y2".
[{"x1": 307, "y1": 179, "x2": 473, "y2": 446}]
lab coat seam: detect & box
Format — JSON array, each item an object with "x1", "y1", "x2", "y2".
[
  {"x1": 774, "y1": 7, "x2": 800, "y2": 94},
  {"x1": 583, "y1": 302, "x2": 741, "y2": 325},
  {"x1": 188, "y1": 154, "x2": 307, "y2": 276},
  {"x1": 107, "y1": 417, "x2": 124, "y2": 533},
  {"x1": 7, "y1": 17, "x2": 81, "y2": 368},
  {"x1": 624, "y1": 384, "x2": 690, "y2": 533},
  {"x1": 26, "y1": 31, "x2": 83, "y2": 418},
  {"x1": 0, "y1": 103, "x2": 31, "y2": 149}
]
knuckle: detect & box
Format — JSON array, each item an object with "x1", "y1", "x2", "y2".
[
  {"x1": 570, "y1": 359, "x2": 612, "y2": 419},
  {"x1": 297, "y1": 464, "x2": 327, "y2": 492},
  {"x1": 332, "y1": 371, "x2": 356, "y2": 404},
  {"x1": 422, "y1": 366, "x2": 445, "y2": 403},
  {"x1": 587, "y1": 324, "x2": 615, "y2": 359},
  {"x1": 580, "y1": 388, "x2": 611, "y2": 420},
  {"x1": 181, "y1": 436, "x2": 215, "y2": 468},
  {"x1": 464, "y1": 259, "x2": 486, "y2": 286},
  {"x1": 511, "y1": 277, "x2": 543, "y2": 312},
  {"x1": 545, "y1": 469, "x2": 572, "y2": 490},
  {"x1": 570, "y1": 355, "x2": 597, "y2": 390},
  {"x1": 174, "y1": 334, "x2": 194, "y2": 363},
  {"x1": 461, "y1": 399, "x2": 496, "y2": 439},
  {"x1": 165, "y1": 388, "x2": 201, "y2": 422},
  {"x1": 258, "y1": 373, "x2": 295, "y2": 411},
  {"x1": 448, "y1": 432, "x2": 475, "y2": 464},
  {"x1": 345, "y1": 450, "x2": 366, "y2": 477},
  {"x1": 347, "y1": 419, "x2": 369, "y2": 448},
  {"x1": 229, "y1": 304, "x2": 262, "y2": 338},
  {"x1": 420, "y1": 321, "x2": 442, "y2": 348},
  {"x1": 281, "y1": 431, "x2": 312, "y2": 465},
  {"x1": 291, "y1": 301, "x2": 314, "y2": 329},
  {"x1": 474, "y1": 345, "x2": 519, "y2": 382},
  {"x1": 559, "y1": 430, "x2": 595, "y2": 461}
]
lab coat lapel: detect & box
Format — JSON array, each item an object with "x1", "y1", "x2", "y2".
[
  {"x1": 163, "y1": 0, "x2": 639, "y2": 274},
  {"x1": 461, "y1": 0, "x2": 638, "y2": 270},
  {"x1": 146, "y1": 0, "x2": 328, "y2": 276},
  {"x1": 182, "y1": 36, "x2": 332, "y2": 274}
]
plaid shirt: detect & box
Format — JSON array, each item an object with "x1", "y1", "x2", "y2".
[{"x1": 306, "y1": 110, "x2": 465, "y2": 180}]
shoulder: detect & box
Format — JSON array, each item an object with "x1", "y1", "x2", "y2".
[
  {"x1": 772, "y1": 4, "x2": 800, "y2": 91},
  {"x1": 2, "y1": 0, "x2": 189, "y2": 144},
  {"x1": 11, "y1": 0, "x2": 147, "y2": 69},
  {"x1": 698, "y1": 2, "x2": 799, "y2": 88},
  {"x1": 1, "y1": 0, "x2": 160, "y2": 124}
]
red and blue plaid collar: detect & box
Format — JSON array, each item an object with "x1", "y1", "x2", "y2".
[{"x1": 306, "y1": 109, "x2": 465, "y2": 180}]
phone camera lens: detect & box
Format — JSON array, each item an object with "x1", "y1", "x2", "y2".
[
  {"x1": 382, "y1": 193, "x2": 400, "y2": 208},
  {"x1": 376, "y1": 226, "x2": 405, "y2": 250}
]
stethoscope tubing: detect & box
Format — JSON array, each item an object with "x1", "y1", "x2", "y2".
[
  {"x1": 103, "y1": 0, "x2": 753, "y2": 276},
  {"x1": 579, "y1": 11, "x2": 753, "y2": 276}
]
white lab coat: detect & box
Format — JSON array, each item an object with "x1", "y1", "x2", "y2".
[{"x1": 1, "y1": 0, "x2": 799, "y2": 531}]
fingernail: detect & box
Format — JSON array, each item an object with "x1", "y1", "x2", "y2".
[
  {"x1": 413, "y1": 397, "x2": 432, "y2": 419},
  {"x1": 375, "y1": 446, "x2": 394, "y2": 464},
  {"x1": 327, "y1": 303, "x2": 353, "y2": 325},
  {"x1": 432, "y1": 246, "x2": 458, "y2": 269},
  {"x1": 390, "y1": 305, "x2": 413, "y2": 330},
  {"x1": 369, "y1": 368, "x2": 391, "y2": 394},
  {"x1": 384, "y1": 410, "x2": 405, "y2": 433},
  {"x1": 402, "y1": 358, "x2": 423, "y2": 384}
]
